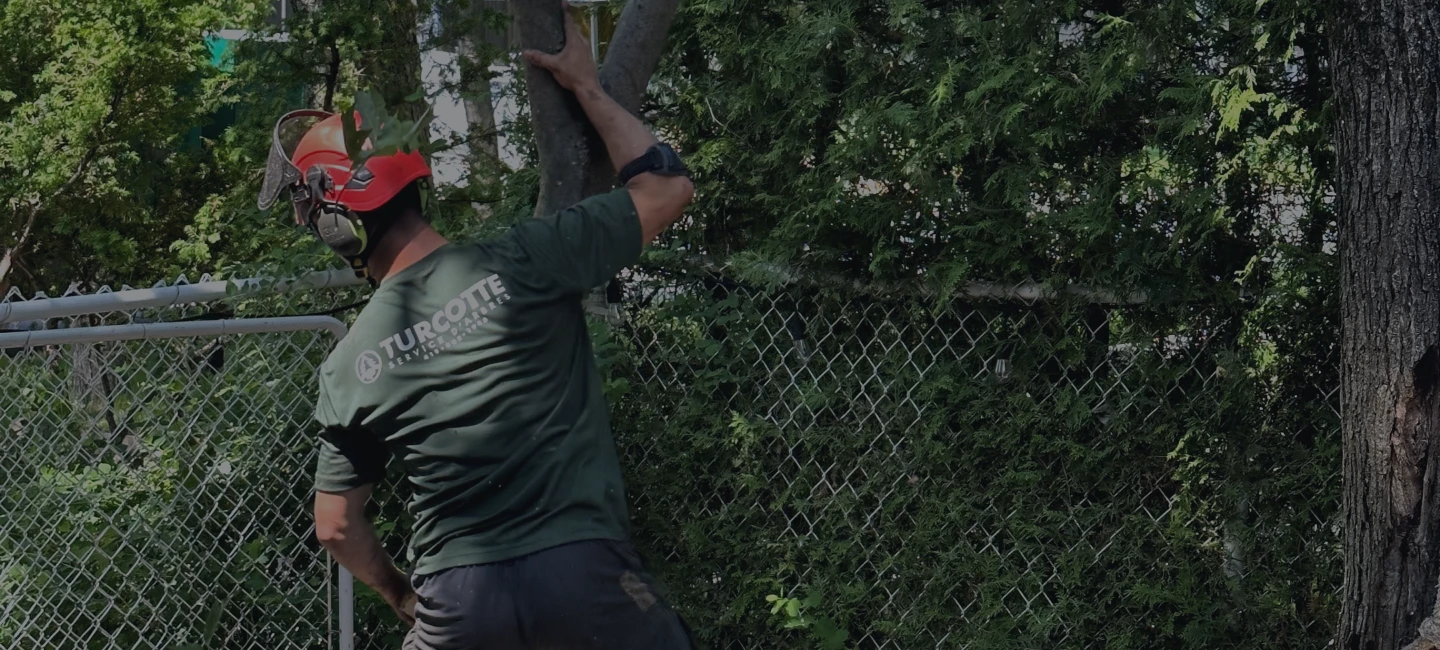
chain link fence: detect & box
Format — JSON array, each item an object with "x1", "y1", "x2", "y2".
[
  {"x1": 0, "y1": 277, "x2": 364, "y2": 650},
  {"x1": 586, "y1": 267, "x2": 1340, "y2": 650},
  {"x1": 0, "y1": 265, "x2": 1341, "y2": 649}
]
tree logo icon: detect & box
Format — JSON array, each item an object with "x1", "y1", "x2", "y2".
[{"x1": 355, "y1": 350, "x2": 383, "y2": 384}]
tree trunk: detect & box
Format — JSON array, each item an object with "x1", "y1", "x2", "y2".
[
  {"x1": 510, "y1": 0, "x2": 682, "y2": 216},
  {"x1": 461, "y1": 54, "x2": 499, "y2": 159},
  {"x1": 323, "y1": 39, "x2": 342, "y2": 112},
  {"x1": 1333, "y1": 1, "x2": 1440, "y2": 649},
  {"x1": 510, "y1": 0, "x2": 595, "y2": 215},
  {"x1": 373, "y1": 0, "x2": 428, "y2": 122},
  {"x1": 457, "y1": 29, "x2": 500, "y2": 220},
  {"x1": 581, "y1": 0, "x2": 681, "y2": 197},
  {"x1": 456, "y1": 21, "x2": 500, "y2": 161},
  {"x1": 0, "y1": 208, "x2": 40, "y2": 293}
]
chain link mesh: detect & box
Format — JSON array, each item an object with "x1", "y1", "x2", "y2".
[
  {"x1": 0, "y1": 279, "x2": 352, "y2": 650},
  {"x1": 1, "y1": 266, "x2": 1340, "y2": 649}
]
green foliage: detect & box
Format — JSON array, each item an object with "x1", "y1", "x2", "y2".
[
  {"x1": 608, "y1": 5, "x2": 1341, "y2": 642},
  {"x1": 2, "y1": 0, "x2": 1344, "y2": 648},
  {"x1": 1, "y1": 0, "x2": 518, "y2": 293},
  {"x1": 767, "y1": 592, "x2": 848, "y2": 649},
  {"x1": 0, "y1": 332, "x2": 338, "y2": 649},
  {"x1": 340, "y1": 89, "x2": 436, "y2": 171},
  {"x1": 0, "y1": 0, "x2": 266, "y2": 290},
  {"x1": 655, "y1": 0, "x2": 1329, "y2": 299},
  {"x1": 581, "y1": 274, "x2": 1338, "y2": 649}
]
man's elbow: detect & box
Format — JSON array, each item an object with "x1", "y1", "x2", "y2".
[
  {"x1": 314, "y1": 485, "x2": 371, "y2": 550},
  {"x1": 630, "y1": 175, "x2": 695, "y2": 243},
  {"x1": 315, "y1": 515, "x2": 348, "y2": 548}
]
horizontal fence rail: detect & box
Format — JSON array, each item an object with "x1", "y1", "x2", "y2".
[{"x1": 0, "y1": 271, "x2": 365, "y2": 326}]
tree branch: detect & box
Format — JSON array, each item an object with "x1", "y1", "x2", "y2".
[
  {"x1": 0, "y1": 211, "x2": 40, "y2": 292},
  {"x1": 324, "y1": 39, "x2": 342, "y2": 112},
  {"x1": 598, "y1": 0, "x2": 682, "y2": 115},
  {"x1": 512, "y1": 0, "x2": 594, "y2": 215},
  {"x1": 581, "y1": 0, "x2": 683, "y2": 195},
  {"x1": 0, "y1": 139, "x2": 105, "y2": 288},
  {"x1": 513, "y1": 0, "x2": 684, "y2": 213},
  {"x1": 1401, "y1": 609, "x2": 1440, "y2": 650}
]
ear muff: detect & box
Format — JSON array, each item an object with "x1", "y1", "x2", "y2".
[
  {"x1": 296, "y1": 167, "x2": 424, "y2": 287},
  {"x1": 313, "y1": 205, "x2": 368, "y2": 258}
]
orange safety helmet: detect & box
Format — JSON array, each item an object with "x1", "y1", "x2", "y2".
[{"x1": 258, "y1": 110, "x2": 431, "y2": 282}]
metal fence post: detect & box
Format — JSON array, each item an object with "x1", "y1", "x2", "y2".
[{"x1": 340, "y1": 567, "x2": 355, "y2": 650}]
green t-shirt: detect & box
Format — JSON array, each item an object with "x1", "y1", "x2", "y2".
[{"x1": 313, "y1": 189, "x2": 640, "y2": 576}]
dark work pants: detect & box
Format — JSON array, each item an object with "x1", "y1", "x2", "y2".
[{"x1": 400, "y1": 539, "x2": 695, "y2": 650}]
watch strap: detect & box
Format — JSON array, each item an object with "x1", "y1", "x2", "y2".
[{"x1": 619, "y1": 143, "x2": 689, "y2": 185}]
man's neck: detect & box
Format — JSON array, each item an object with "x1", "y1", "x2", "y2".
[{"x1": 366, "y1": 218, "x2": 450, "y2": 283}]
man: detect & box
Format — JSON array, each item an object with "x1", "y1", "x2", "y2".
[{"x1": 256, "y1": 8, "x2": 696, "y2": 649}]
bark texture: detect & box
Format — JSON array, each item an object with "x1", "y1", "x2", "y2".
[
  {"x1": 1333, "y1": 1, "x2": 1440, "y2": 649},
  {"x1": 373, "y1": 0, "x2": 427, "y2": 122},
  {"x1": 457, "y1": 23, "x2": 500, "y2": 220},
  {"x1": 511, "y1": 0, "x2": 594, "y2": 215},
  {"x1": 511, "y1": 0, "x2": 682, "y2": 215}
]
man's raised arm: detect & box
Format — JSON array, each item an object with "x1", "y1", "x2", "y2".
[{"x1": 523, "y1": 3, "x2": 695, "y2": 244}]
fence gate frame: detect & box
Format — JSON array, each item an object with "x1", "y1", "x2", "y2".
[{"x1": 0, "y1": 275, "x2": 362, "y2": 650}]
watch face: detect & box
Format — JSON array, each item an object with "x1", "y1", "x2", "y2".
[{"x1": 655, "y1": 144, "x2": 688, "y2": 176}]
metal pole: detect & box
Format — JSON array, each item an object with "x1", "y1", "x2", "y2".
[
  {"x1": 0, "y1": 316, "x2": 349, "y2": 349},
  {"x1": 339, "y1": 567, "x2": 355, "y2": 650},
  {"x1": 590, "y1": 8, "x2": 600, "y2": 61},
  {"x1": 0, "y1": 269, "x2": 364, "y2": 325}
]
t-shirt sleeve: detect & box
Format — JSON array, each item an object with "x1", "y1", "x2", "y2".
[
  {"x1": 507, "y1": 188, "x2": 643, "y2": 293},
  {"x1": 313, "y1": 381, "x2": 390, "y2": 493}
]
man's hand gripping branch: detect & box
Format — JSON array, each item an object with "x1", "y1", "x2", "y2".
[{"x1": 523, "y1": 2, "x2": 695, "y2": 243}]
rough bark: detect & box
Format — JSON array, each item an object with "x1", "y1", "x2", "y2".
[
  {"x1": 1332, "y1": 1, "x2": 1440, "y2": 649},
  {"x1": 511, "y1": 0, "x2": 682, "y2": 215},
  {"x1": 373, "y1": 0, "x2": 427, "y2": 122},
  {"x1": 510, "y1": 0, "x2": 594, "y2": 215}
]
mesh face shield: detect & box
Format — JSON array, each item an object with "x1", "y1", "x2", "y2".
[{"x1": 257, "y1": 110, "x2": 333, "y2": 215}]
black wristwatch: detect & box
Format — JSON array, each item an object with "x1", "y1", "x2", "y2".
[{"x1": 618, "y1": 143, "x2": 690, "y2": 185}]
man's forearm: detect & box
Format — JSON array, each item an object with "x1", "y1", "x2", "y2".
[
  {"x1": 320, "y1": 517, "x2": 409, "y2": 602},
  {"x1": 572, "y1": 80, "x2": 658, "y2": 174}
]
